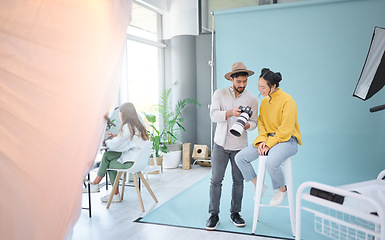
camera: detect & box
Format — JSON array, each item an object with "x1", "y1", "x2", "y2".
[{"x1": 230, "y1": 106, "x2": 253, "y2": 137}]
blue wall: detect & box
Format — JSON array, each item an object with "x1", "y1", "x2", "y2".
[{"x1": 215, "y1": 0, "x2": 385, "y2": 187}]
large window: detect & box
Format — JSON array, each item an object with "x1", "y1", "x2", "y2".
[
  {"x1": 127, "y1": 2, "x2": 159, "y2": 41},
  {"x1": 125, "y1": 2, "x2": 164, "y2": 119},
  {"x1": 126, "y1": 40, "x2": 159, "y2": 115}
]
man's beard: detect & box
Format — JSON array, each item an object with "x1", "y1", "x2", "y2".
[{"x1": 233, "y1": 85, "x2": 245, "y2": 94}]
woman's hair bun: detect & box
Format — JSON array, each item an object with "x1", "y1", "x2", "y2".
[
  {"x1": 260, "y1": 68, "x2": 283, "y2": 85},
  {"x1": 273, "y1": 72, "x2": 282, "y2": 82},
  {"x1": 260, "y1": 68, "x2": 270, "y2": 77},
  {"x1": 261, "y1": 68, "x2": 270, "y2": 75}
]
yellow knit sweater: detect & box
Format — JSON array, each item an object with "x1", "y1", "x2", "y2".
[{"x1": 254, "y1": 88, "x2": 302, "y2": 148}]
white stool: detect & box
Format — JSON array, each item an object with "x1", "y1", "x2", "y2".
[{"x1": 252, "y1": 156, "x2": 295, "y2": 236}]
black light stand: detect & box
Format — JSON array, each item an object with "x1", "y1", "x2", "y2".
[{"x1": 370, "y1": 104, "x2": 385, "y2": 113}]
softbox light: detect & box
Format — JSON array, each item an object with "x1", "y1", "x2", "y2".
[{"x1": 353, "y1": 26, "x2": 385, "y2": 101}]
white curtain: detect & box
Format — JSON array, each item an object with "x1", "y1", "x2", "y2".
[{"x1": 0, "y1": 1, "x2": 132, "y2": 239}]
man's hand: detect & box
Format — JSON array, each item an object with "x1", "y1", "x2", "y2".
[
  {"x1": 226, "y1": 106, "x2": 241, "y2": 120},
  {"x1": 232, "y1": 106, "x2": 241, "y2": 117}
]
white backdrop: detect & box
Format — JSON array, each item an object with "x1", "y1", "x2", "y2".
[{"x1": 0, "y1": 1, "x2": 131, "y2": 239}]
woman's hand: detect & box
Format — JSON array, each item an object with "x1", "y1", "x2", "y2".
[
  {"x1": 258, "y1": 142, "x2": 265, "y2": 155},
  {"x1": 258, "y1": 142, "x2": 270, "y2": 156},
  {"x1": 107, "y1": 133, "x2": 117, "y2": 138}
]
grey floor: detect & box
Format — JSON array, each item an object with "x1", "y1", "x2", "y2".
[{"x1": 71, "y1": 165, "x2": 284, "y2": 240}]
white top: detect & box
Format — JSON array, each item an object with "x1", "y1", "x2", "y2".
[
  {"x1": 105, "y1": 124, "x2": 147, "y2": 164},
  {"x1": 210, "y1": 86, "x2": 258, "y2": 150}
]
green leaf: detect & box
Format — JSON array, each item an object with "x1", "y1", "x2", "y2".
[
  {"x1": 147, "y1": 86, "x2": 201, "y2": 150},
  {"x1": 160, "y1": 144, "x2": 169, "y2": 154},
  {"x1": 143, "y1": 112, "x2": 156, "y2": 123},
  {"x1": 176, "y1": 122, "x2": 185, "y2": 132}
]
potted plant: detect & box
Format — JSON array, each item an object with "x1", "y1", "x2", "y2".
[
  {"x1": 104, "y1": 110, "x2": 119, "y2": 138},
  {"x1": 156, "y1": 87, "x2": 200, "y2": 168},
  {"x1": 143, "y1": 112, "x2": 168, "y2": 171}
]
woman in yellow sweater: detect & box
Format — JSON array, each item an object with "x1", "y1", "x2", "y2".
[{"x1": 235, "y1": 68, "x2": 302, "y2": 206}]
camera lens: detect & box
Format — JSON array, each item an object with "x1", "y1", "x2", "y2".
[
  {"x1": 230, "y1": 112, "x2": 250, "y2": 137},
  {"x1": 230, "y1": 106, "x2": 253, "y2": 137}
]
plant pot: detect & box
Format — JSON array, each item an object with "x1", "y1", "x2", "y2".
[
  {"x1": 165, "y1": 143, "x2": 182, "y2": 151},
  {"x1": 149, "y1": 156, "x2": 163, "y2": 174},
  {"x1": 163, "y1": 143, "x2": 183, "y2": 169},
  {"x1": 163, "y1": 150, "x2": 182, "y2": 168}
]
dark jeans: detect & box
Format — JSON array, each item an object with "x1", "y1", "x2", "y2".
[{"x1": 209, "y1": 143, "x2": 244, "y2": 214}]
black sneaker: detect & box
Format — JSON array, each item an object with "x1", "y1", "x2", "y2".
[
  {"x1": 206, "y1": 214, "x2": 219, "y2": 230},
  {"x1": 230, "y1": 212, "x2": 245, "y2": 227}
]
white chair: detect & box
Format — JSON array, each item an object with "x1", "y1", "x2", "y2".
[
  {"x1": 142, "y1": 150, "x2": 163, "y2": 180},
  {"x1": 106, "y1": 141, "x2": 158, "y2": 211},
  {"x1": 252, "y1": 156, "x2": 295, "y2": 236}
]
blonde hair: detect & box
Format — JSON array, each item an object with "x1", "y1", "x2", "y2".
[{"x1": 119, "y1": 102, "x2": 149, "y2": 141}]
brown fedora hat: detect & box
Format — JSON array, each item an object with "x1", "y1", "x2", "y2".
[{"x1": 224, "y1": 62, "x2": 254, "y2": 80}]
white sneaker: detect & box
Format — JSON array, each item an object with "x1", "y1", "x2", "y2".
[
  {"x1": 100, "y1": 193, "x2": 121, "y2": 203},
  {"x1": 83, "y1": 183, "x2": 100, "y2": 193},
  {"x1": 254, "y1": 184, "x2": 268, "y2": 200},
  {"x1": 270, "y1": 190, "x2": 287, "y2": 206},
  {"x1": 262, "y1": 184, "x2": 268, "y2": 196}
]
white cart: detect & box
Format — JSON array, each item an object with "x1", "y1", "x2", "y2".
[{"x1": 296, "y1": 170, "x2": 385, "y2": 240}]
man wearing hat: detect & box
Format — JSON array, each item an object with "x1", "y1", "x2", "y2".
[{"x1": 206, "y1": 62, "x2": 259, "y2": 230}]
